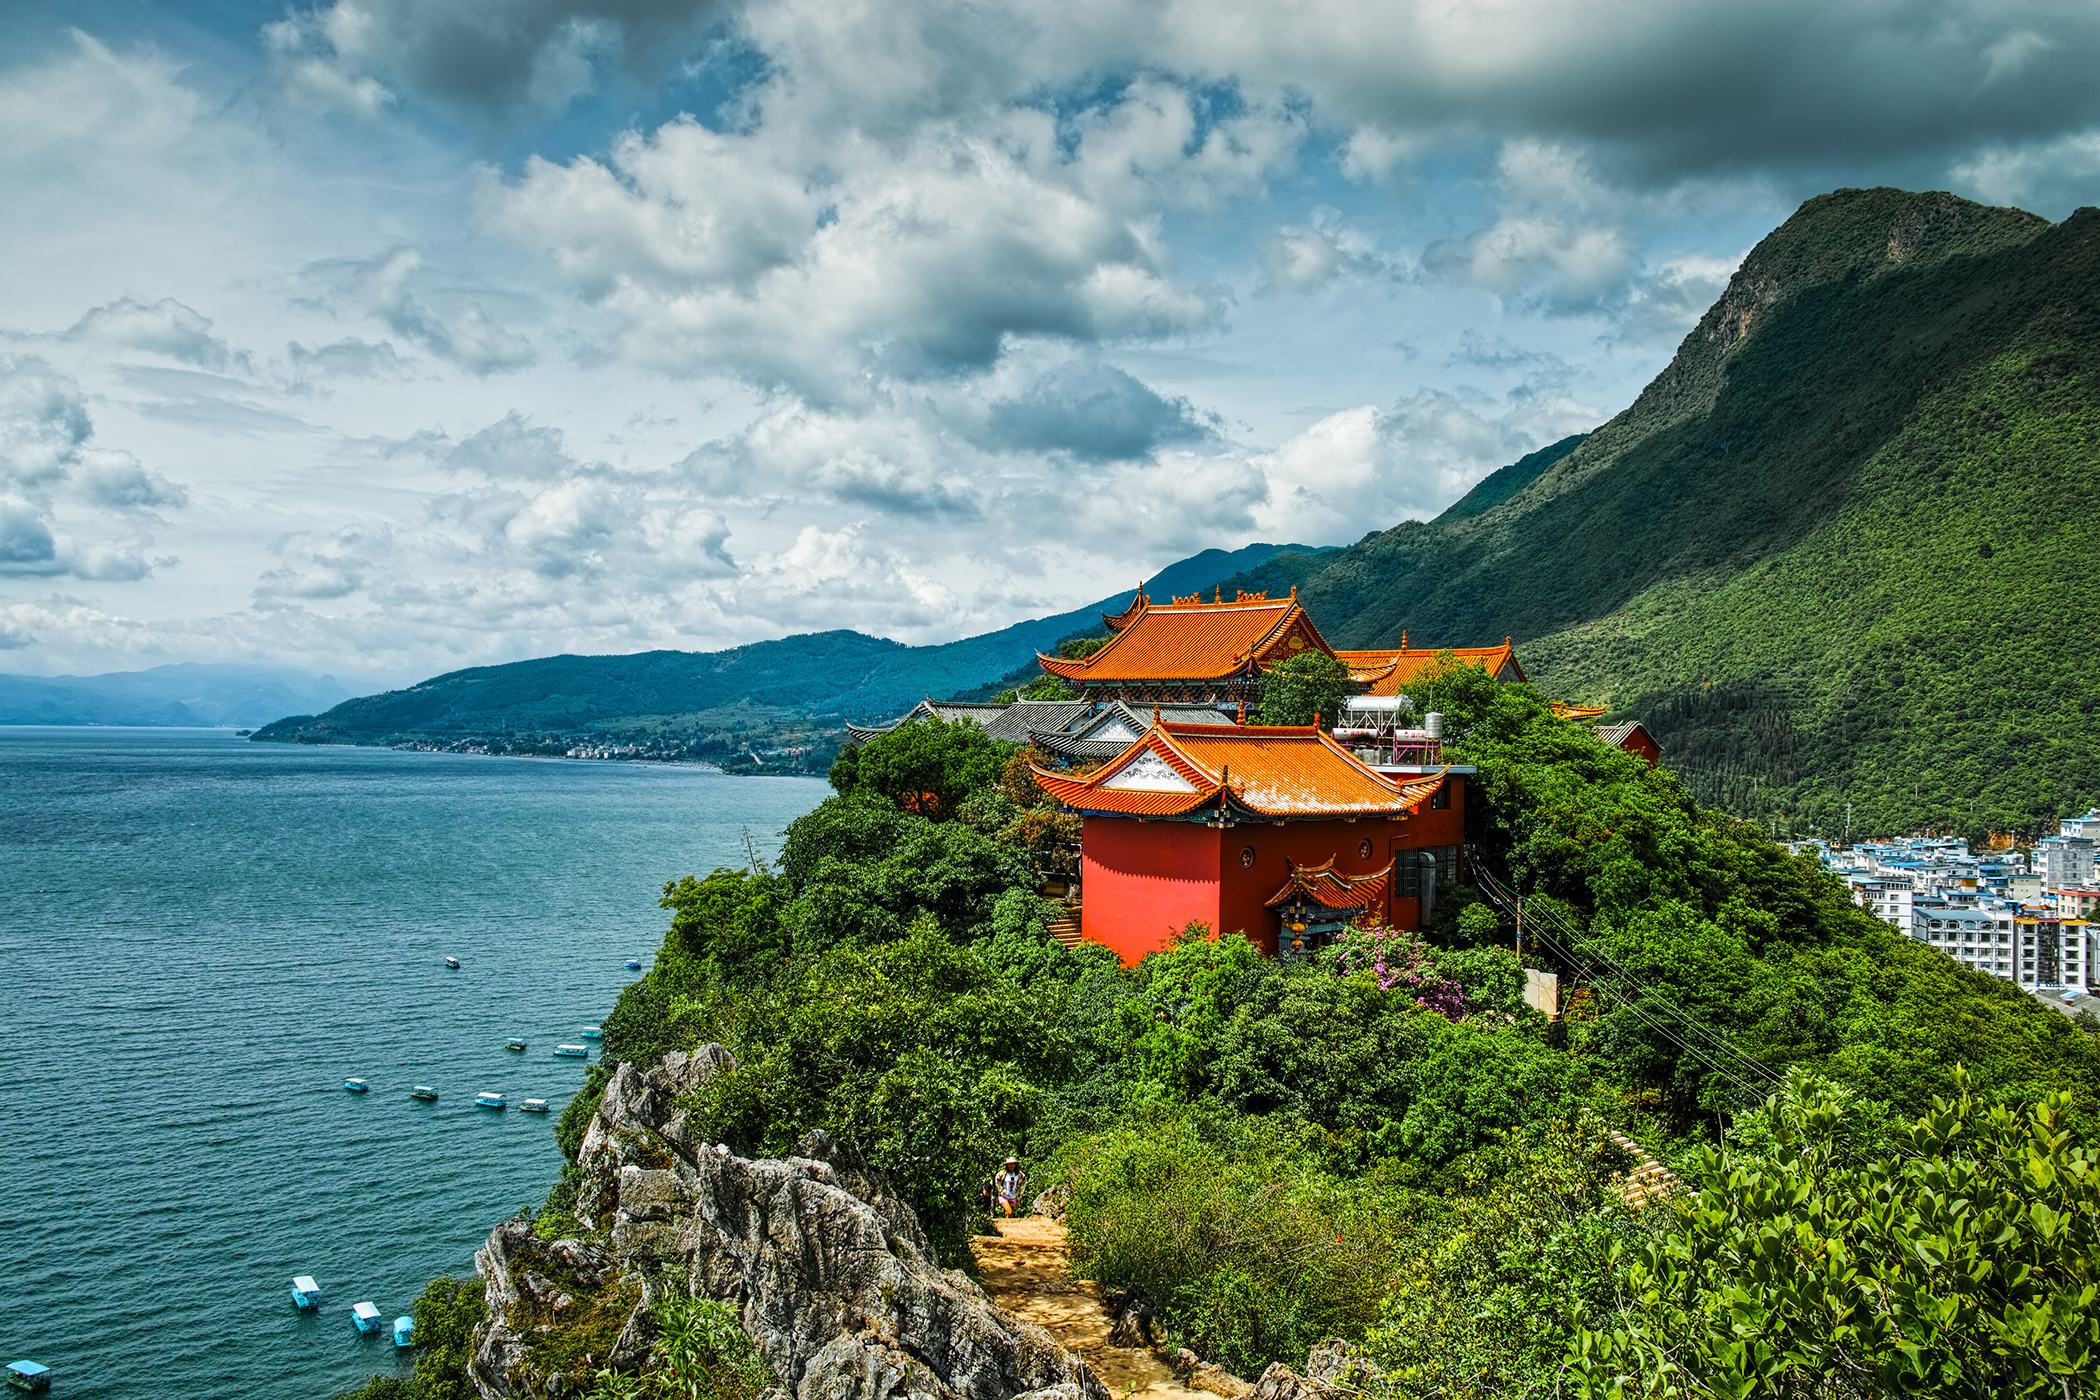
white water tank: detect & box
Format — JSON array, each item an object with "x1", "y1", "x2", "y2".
[{"x1": 1424, "y1": 712, "x2": 1444, "y2": 739}]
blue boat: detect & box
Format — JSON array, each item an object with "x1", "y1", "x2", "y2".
[
  {"x1": 554, "y1": 1043, "x2": 588, "y2": 1058},
  {"x1": 579, "y1": 1026, "x2": 602, "y2": 1040},
  {"x1": 6, "y1": 1360, "x2": 53, "y2": 1393},
  {"x1": 291, "y1": 1275, "x2": 322, "y2": 1310},
  {"x1": 475, "y1": 1091, "x2": 506, "y2": 1110},
  {"x1": 393, "y1": 1315, "x2": 415, "y2": 1348},
  {"x1": 444, "y1": 955, "x2": 460, "y2": 969},
  {"x1": 352, "y1": 1301, "x2": 382, "y2": 1335},
  {"x1": 625, "y1": 959, "x2": 643, "y2": 971},
  {"x1": 343, "y1": 1078, "x2": 370, "y2": 1094}
]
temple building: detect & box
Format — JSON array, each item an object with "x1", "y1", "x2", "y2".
[
  {"x1": 1334, "y1": 634, "x2": 1526, "y2": 694},
  {"x1": 843, "y1": 698, "x2": 1091, "y2": 746},
  {"x1": 1593, "y1": 719, "x2": 1663, "y2": 766},
  {"x1": 1035, "y1": 589, "x2": 1335, "y2": 704},
  {"x1": 1031, "y1": 718, "x2": 1463, "y2": 963}
]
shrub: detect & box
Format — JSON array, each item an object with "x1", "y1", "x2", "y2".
[{"x1": 1569, "y1": 1071, "x2": 2100, "y2": 1398}]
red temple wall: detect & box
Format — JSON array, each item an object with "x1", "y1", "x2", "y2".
[
  {"x1": 1077, "y1": 779, "x2": 1467, "y2": 963},
  {"x1": 1078, "y1": 818, "x2": 1224, "y2": 964}
]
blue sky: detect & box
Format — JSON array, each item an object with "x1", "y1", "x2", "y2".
[{"x1": 3, "y1": 0, "x2": 2098, "y2": 685}]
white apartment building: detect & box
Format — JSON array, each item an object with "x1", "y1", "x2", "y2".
[
  {"x1": 2062, "y1": 809, "x2": 2100, "y2": 842},
  {"x1": 1847, "y1": 874, "x2": 1916, "y2": 938},
  {"x1": 2013, "y1": 914, "x2": 2092, "y2": 990},
  {"x1": 2034, "y1": 836, "x2": 2097, "y2": 893},
  {"x1": 1913, "y1": 902, "x2": 2016, "y2": 981}
]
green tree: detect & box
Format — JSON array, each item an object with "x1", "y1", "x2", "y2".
[
  {"x1": 1254, "y1": 650, "x2": 1353, "y2": 726},
  {"x1": 826, "y1": 717, "x2": 1012, "y2": 819},
  {"x1": 1569, "y1": 1071, "x2": 2100, "y2": 1399}
]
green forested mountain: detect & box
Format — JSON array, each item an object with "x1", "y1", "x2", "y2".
[
  {"x1": 1240, "y1": 188, "x2": 2100, "y2": 837},
  {"x1": 253, "y1": 542, "x2": 1315, "y2": 763}
]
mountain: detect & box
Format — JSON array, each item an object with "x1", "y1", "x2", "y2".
[
  {"x1": 252, "y1": 543, "x2": 1319, "y2": 765},
  {"x1": 1233, "y1": 187, "x2": 2099, "y2": 837},
  {"x1": 0, "y1": 662, "x2": 353, "y2": 728}
]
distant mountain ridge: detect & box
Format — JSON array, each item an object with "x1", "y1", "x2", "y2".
[
  {"x1": 252, "y1": 543, "x2": 1321, "y2": 764},
  {"x1": 1227, "y1": 187, "x2": 2100, "y2": 836},
  {"x1": 0, "y1": 662, "x2": 353, "y2": 728}
]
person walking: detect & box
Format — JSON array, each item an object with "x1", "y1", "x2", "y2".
[{"x1": 993, "y1": 1156, "x2": 1027, "y2": 1217}]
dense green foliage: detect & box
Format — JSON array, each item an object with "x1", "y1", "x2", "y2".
[
  {"x1": 1233, "y1": 189, "x2": 2100, "y2": 837},
  {"x1": 388, "y1": 654, "x2": 2100, "y2": 1398},
  {"x1": 1251, "y1": 651, "x2": 1352, "y2": 726},
  {"x1": 1571, "y1": 1072, "x2": 2100, "y2": 1398},
  {"x1": 251, "y1": 544, "x2": 1302, "y2": 761}
]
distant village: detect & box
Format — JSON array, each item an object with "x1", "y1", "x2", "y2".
[{"x1": 1798, "y1": 811, "x2": 2100, "y2": 1006}]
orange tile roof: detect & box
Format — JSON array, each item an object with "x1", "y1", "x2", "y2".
[
  {"x1": 1040, "y1": 591, "x2": 1334, "y2": 683},
  {"x1": 1030, "y1": 718, "x2": 1445, "y2": 819},
  {"x1": 1265, "y1": 855, "x2": 1396, "y2": 911},
  {"x1": 1333, "y1": 639, "x2": 1525, "y2": 695}
]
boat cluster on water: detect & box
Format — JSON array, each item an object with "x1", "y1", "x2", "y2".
[
  {"x1": 336, "y1": 951, "x2": 631, "y2": 1115},
  {"x1": 289, "y1": 1277, "x2": 415, "y2": 1348}
]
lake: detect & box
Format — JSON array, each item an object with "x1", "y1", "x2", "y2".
[{"x1": 0, "y1": 728, "x2": 825, "y2": 1399}]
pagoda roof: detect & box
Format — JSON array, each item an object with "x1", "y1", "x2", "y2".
[
  {"x1": 1593, "y1": 719, "x2": 1654, "y2": 747},
  {"x1": 1265, "y1": 855, "x2": 1396, "y2": 912},
  {"x1": 845, "y1": 698, "x2": 1093, "y2": 745},
  {"x1": 1028, "y1": 700, "x2": 1238, "y2": 762},
  {"x1": 1102, "y1": 588, "x2": 1149, "y2": 632},
  {"x1": 1039, "y1": 590, "x2": 1333, "y2": 684},
  {"x1": 1333, "y1": 638, "x2": 1525, "y2": 696},
  {"x1": 1031, "y1": 718, "x2": 1445, "y2": 820}
]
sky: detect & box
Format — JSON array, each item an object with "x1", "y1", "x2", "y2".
[{"x1": 4, "y1": 1, "x2": 2098, "y2": 688}]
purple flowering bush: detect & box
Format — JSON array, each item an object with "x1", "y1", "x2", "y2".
[{"x1": 1330, "y1": 923, "x2": 1469, "y2": 1019}]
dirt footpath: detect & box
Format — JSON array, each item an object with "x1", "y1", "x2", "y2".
[{"x1": 970, "y1": 1218, "x2": 1206, "y2": 1400}]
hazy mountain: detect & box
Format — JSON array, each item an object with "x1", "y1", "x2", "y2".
[{"x1": 0, "y1": 662, "x2": 354, "y2": 728}]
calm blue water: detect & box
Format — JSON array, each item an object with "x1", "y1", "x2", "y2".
[{"x1": 0, "y1": 729, "x2": 824, "y2": 1400}]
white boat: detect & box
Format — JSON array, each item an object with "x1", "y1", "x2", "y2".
[
  {"x1": 475, "y1": 1091, "x2": 506, "y2": 1110},
  {"x1": 443, "y1": 955, "x2": 461, "y2": 969},
  {"x1": 519, "y1": 1098, "x2": 550, "y2": 1114}
]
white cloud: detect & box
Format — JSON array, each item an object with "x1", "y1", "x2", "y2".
[
  {"x1": 65, "y1": 296, "x2": 247, "y2": 372},
  {"x1": 264, "y1": 0, "x2": 726, "y2": 118},
  {"x1": 70, "y1": 450, "x2": 188, "y2": 512},
  {"x1": 487, "y1": 82, "x2": 1260, "y2": 397},
  {"x1": 310, "y1": 247, "x2": 536, "y2": 375}
]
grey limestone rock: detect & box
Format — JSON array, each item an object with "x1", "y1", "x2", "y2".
[{"x1": 469, "y1": 1043, "x2": 1106, "y2": 1400}]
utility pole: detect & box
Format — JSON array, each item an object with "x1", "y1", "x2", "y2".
[{"x1": 1514, "y1": 895, "x2": 1524, "y2": 959}]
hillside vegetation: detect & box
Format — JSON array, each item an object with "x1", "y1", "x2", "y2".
[
  {"x1": 363, "y1": 661, "x2": 2100, "y2": 1400},
  {"x1": 1238, "y1": 189, "x2": 2100, "y2": 837}
]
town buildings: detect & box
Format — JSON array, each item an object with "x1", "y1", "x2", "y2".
[{"x1": 1808, "y1": 816, "x2": 2098, "y2": 993}]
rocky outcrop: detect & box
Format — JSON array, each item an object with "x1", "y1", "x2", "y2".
[
  {"x1": 469, "y1": 1046, "x2": 1108, "y2": 1400},
  {"x1": 1247, "y1": 1340, "x2": 1364, "y2": 1400}
]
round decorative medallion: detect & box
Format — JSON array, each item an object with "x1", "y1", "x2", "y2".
[
  {"x1": 1358, "y1": 838, "x2": 1373, "y2": 859},
  {"x1": 1240, "y1": 844, "x2": 1256, "y2": 868}
]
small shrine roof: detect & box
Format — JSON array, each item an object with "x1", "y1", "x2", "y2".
[{"x1": 1032, "y1": 718, "x2": 1445, "y2": 820}]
